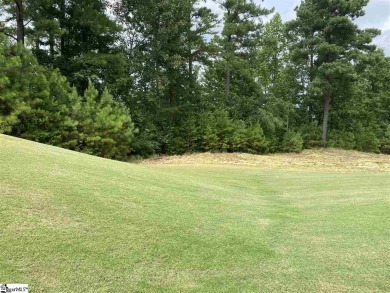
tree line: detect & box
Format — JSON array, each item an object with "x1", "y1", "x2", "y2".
[{"x1": 1, "y1": 0, "x2": 389, "y2": 160}]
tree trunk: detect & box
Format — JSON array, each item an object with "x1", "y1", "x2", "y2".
[
  {"x1": 187, "y1": 4, "x2": 192, "y2": 81},
  {"x1": 35, "y1": 38, "x2": 40, "y2": 50},
  {"x1": 60, "y1": 0, "x2": 66, "y2": 54},
  {"x1": 49, "y1": 34, "x2": 55, "y2": 57},
  {"x1": 225, "y1": 27, "x2": 232, "y2": 105},
  {"x1": 15, "y1": 0, "x2": 24, "y2": 44},
  {"x1": 322, "y1": 91, "x2": 331, "y2": 147},
  {"x1": 189, "y1": 56, "x2": 193, "y2": 80},
  {"x1": 225, "y1": 68, "x2": 231, "y2": 104}
]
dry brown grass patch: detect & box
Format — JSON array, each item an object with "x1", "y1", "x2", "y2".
[{"x1": 142, "y1": 148, "x2": 390, "y2": 173}]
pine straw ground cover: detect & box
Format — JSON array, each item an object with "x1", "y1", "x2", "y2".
[
  {"x1": 1, "y1": 134, "x2": 390, "y2": 292},
  {"x1": 142, "y1": 149, "x2": 390, "y2": 173}
]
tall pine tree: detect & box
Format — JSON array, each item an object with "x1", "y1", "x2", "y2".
[{"x1": 287, "y1": 0, "x2": 380, "y2": 146}]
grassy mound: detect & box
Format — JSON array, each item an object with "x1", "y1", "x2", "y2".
[{"x1": 1, "y1": 134, "x2": 389, "y2": 292}]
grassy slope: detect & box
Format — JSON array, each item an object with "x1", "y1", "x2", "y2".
[{"x1": 0, "y1": 134, "x2": 389, "y2": 292}]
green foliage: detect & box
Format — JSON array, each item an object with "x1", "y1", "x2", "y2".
[
  {"x1": 1, "y1": 0, "x2": 389, "y2": 157},
  {"x1": 205, "y1": 0, "x2": 272, "y2": 114},
  {"x1": 245, "y1": 124, "x2": 269, "y2": 154},
  {"x1": 160, "y1": 111, "x2": 269, "y2": 155},
  {"x1": 1, "y1": 0, "x2": 123, "y2": 93},
  {"x1": 0, "y1": 38, "x2": 25, "y2": 133},
  {"x1": 0, "y1": 37, "x2": 76, "y2": 145},
  {"x1": 299, "y1": 123, "x2": 323, "y2": 149},
  {"x1": 75, "y1": 82, "x2": 135, "y2": 160},
  {"x1": 165, "y1": 118, "x2": 198, "y2": 155},
  {"x1": 200, "y1": 123, "x2": 219, "y2": 152},
  {"x1": 131, "y1": 131, "x2": 158, "y2": 158},
  {"x1": 328, "y1": 130, "x2": 356, "y2": 150},
  {"x1": 381, "y1": 126, "x2": 390, "y2": 154},
  {"x1": 230, "y1": 120, "x2": 247, "y2": 152},
  {"x1": 287, "y1": 0, "x2": 380, "y2": 146},
  {"x1": 0, "y1": 37, "x2": 135, "y2": 160},
  {"x1": 16, "y1": 69, "x2": 80, "y2": 146},
  {"x1": 354, "y1": 126, "x2": 380, "y2": 153},
  {"x1": 282, "y1": 132, "x2": 303, "y2": 153},
  {"x1": 213, "y1": 110, "x2": 234, "y2": 152}
]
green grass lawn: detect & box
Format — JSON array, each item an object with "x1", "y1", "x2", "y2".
[{"x1": 1, "y1": 134, "x2": 389, "y2": 292}]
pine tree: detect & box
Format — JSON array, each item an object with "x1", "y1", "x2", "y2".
[
  {"x1": 255, "y1": 13, "x2": 298, "y2": 142},
  {"x1": 0, "y1": 36, "x2": 23, "y2": 132},
  {"x1": 0, "y1": 0, "x2": 26, "y2": 44},
  {"x1": 287, "y1": 0, "x2": 380, "y2": 146},
  {"x1": 0, "y1": 37, "x2": 49, "y2": 137},
  {"x1": 76, "y1": 81, "x2": 135, "y2": 160},
  {"x1": 115, "y1": 0, "x2": 217, "y2": 153},
  {"x1": 0, "y1": 36, "x2": 79, "y2": 145},
  {"x1": 245, "y1": 123, "x2": 268, "y2": 154},
  {"x1": 213, "y1": 0, "x2": 272, "y2": 105}
]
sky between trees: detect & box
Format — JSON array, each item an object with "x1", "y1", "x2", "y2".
[{"x1": 204, "y1": 0, "x2": 390, "y2": 55}]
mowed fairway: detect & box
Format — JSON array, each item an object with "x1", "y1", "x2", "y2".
[{"x1": 1, "y1": 135, "x2": 389, "y2": 292}]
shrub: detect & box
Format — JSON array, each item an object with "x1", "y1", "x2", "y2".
[
  {"x1": 166, "y1": 135, "x2": 187, "y2": 155},
  {"x1": 213, "y1": 110, "x2": 234, "y2": 152},
  {"x1": 182, "y1": 115, "x2": 199, "y2": 152},
  {"x1": 202, "y1": 125, "x2": 219, "y2": 152},
  {"x1": 131, "y1": 129, "x2": 157, "y2": 157},
  {"x1": 355, "y1": 128, "x2": 380, "y2": 153},
  {"x1": 76, "y1": 83, "x2": 135, "y2": 160},
  {"x1": 0, "y1": 38, "x2": 135, "y2": 161},
  {"x1": 282, "y1": 131, "x2": 303, "y2": 153},
  {"x1": 245, "y1": 124, "x2": 269, "y2": 154},
  {"x1": 328, "y1": 130, "x2": 355, "y2": 150},
  {"x1": 299, "y1": 123, "x2": 322, "y2": 148},
  {"x1": 380, "y1": 125, "x2": 390, "y2": 154},
  {"x1": 230, "y1": 120, "x2": 247, "y2": 152}
]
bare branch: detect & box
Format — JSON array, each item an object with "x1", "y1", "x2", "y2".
[
  {"x1": 0, "y1": 16, "x2": 16, "y2": 23},
  {"x1": 0, "y1": 30, "x2": 17, "y2": 40}
]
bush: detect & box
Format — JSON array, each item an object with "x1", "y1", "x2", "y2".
[
  {"x1": 202, "y1": 125, "x2": 219, "y2": 152},
  {"x1": 0, "y1": 39, "x2": 79, "y2": 146},
  {"x1": 166, "y1": 135, "x2": 187, "y2": 155},
  {"x1": 196, "y1": 112, "x2": 270, "y2": 154},
  {"x1": 299, "y1": 123, "x2": 322, "y2": 148},
  {"x1": 245, "y1": 124, "x2": 269, "y2": 154},
  {"x1": 1, "y1": 38, "x2": 136, "y2": 161},
  {"x1": 380, "y1": 125, "x2": 390, "y2": 154},
  {"x1": 282, "y1": 131, "x2": 303, "y2": 153},
  {"x1": 131, "y1": 129, "x2": 157, "y2": 157},
  {"x1": 213, "y1": 110, "x2": 234, "y2": 152},
  {"x1": 328, "y1": 130, "x2": 355, "y2": 150},
  {"x1": 230, "y1": 120, "x2": 247, "y2": 152},
  {"x1": 76, "y1": 83, "x2": 135, "y2": 160},
  {"x1": 182, "y1": 115, "x2": 199, "y2": 152},
  {"x1": 197, "y1": 110, "x2": 233, "y2": 152},
  {"x1": 355, "y1": 128, "x2": 379, "y2": 153},
  {"x1": 381, "y1": 144, "x2": 390, "y2": 155},
  {"x1": 197, "y1": 112, "x2": 217, "y2": 152}
]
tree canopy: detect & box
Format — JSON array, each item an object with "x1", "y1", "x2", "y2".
[{"x1": 1, "y1": 0, "x2": 389, "y2": 160}]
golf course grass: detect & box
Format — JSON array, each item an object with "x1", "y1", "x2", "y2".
[{"x1": 1, "y1": 134, "x2": 389, "y2": 292}]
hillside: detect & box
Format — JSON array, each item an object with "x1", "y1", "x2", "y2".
[{"x1": 1, "y1": 134, "x2": 389, "y2": 292}]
